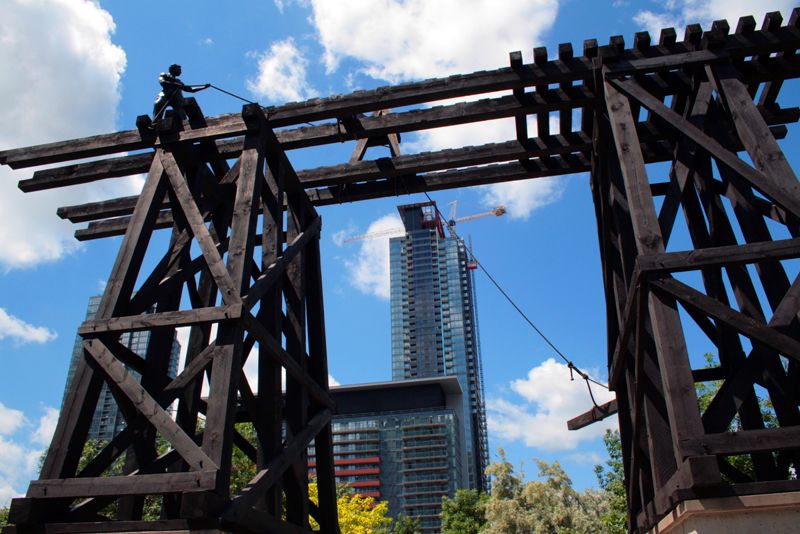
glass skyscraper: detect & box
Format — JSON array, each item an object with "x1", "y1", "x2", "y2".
[
  {"x1": 62, "y1": 295, "x2": 181, "y2": 441},
  {"x1": 389, "y1": 201, "x2": 489, "y2": 492}
]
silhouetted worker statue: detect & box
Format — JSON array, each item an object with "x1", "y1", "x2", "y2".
[{"x1": 152, "y1": 64, "x2": 210, "y2": 121}]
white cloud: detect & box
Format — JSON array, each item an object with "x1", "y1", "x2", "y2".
[
  {"x1": 328, "y1": 374, "x2": 340, "y2": 387},
  {"x1": 30, "y1": 407, "x2": 59, "y2": 446},
  {"x1": 247, "y1": 38, "x2": 317, "y2": 103},
  {"x1": 0, "y1": 403, "x2": 26, "y2": 436},
  {"x1": 634, "y1": 0, "x2": 795, "y2": 37},
  {"x1": 0, "y1": 436, "x2": 41, "y2": 507},
  {"x1": 487, "y1": 358, "x2": 616, "y2": 451},
  {"x1": 0, "y1": 404, "x2": 58, "y2": 507},
  {"x1": 343, "y1": 214, "x2": 404, "y2": 300},
  {"x1": 302, "y1": 0, "x2": 559, "y2": 82},
  {"x1": 0, "y1": 484, "x2": 18, "y2": 509},
  {"x1": 0, "y1": 308, "x2": 57, "y2": 344},
  {"x1": 0, "y1": 0, "x2": 132, "y2": 271},
  {"x1": 480, "y1": 178, "x2": 563, "y2": 221},
  {"x1": 566, "y1": 451, "x2": 604, "y2": 464}
]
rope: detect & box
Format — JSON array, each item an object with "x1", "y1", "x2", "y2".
[
  {"x1": 420, "y1": 191, "x2": 609, "y2": 406},
  {"x1": 208, "y1": 84, "x2": 256, "y2": 105}
]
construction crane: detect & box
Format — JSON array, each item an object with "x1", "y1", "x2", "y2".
[{"x1": 343, "y1": 203, "x2": 506, "y2": 243}]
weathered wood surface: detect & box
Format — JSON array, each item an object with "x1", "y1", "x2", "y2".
[
  {"x1": 1, "y1": 15, "x2": 798, "y2": 170},
  {"x1": 567, "y1": 399, "x2": 618, "y2": 430}
]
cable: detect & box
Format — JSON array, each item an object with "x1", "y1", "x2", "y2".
[
  {"x1": 208, "y1": 84, "x2": 256, "y2": 105},
  {"x1": 420, "y1": 191, "x2": 610, "y2": 403}
]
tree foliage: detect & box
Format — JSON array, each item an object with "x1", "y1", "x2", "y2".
[
  {"x1": 594, "y1": 430, "x2": 627, "y2": 534},
  {"x1": 391, "y1": 513, "x2": 421, "y2": 534},
  {"x1": 482, "y1": 449, "x2": 606, "y2": 534},
  {"x1": 308, "y1": 481, "x2": 392, "y2": 533},
  {"x1": 441, "y1": 488, "x2": 488, "y2": 534},
  {"x1": 0, "y1": 506, "x2": 8, "y2": 527}
]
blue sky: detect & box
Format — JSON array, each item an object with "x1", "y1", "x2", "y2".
[{"x1": 0, "y1": 0, "x2": 797, "y2": 506}]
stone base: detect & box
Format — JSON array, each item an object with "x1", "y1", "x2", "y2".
[{"x1": 650, "y1": 491, "x2": 800, "y2": 534}]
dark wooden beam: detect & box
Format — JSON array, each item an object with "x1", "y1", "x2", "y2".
[{"x1": 567, "y1": 399, "x2": 618, "y2": 430}]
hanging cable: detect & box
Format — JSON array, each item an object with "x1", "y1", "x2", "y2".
[
  {"x1": 420, "y1": 191, "x2": 609, "y2": 404},
  {"x1": 208, "y1": 84, "x2": 256, "y2": 105}
]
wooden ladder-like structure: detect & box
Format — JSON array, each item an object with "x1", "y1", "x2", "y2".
[{"x1": 5, "y1": 103, "x2": 339, "y2": 534}]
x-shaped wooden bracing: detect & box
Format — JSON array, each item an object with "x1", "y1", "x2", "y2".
[
  {"x1": 29, "y1": 105, "x2": 338, "y2": 533},
  {"x1": 600, "y1": 61, "x2": 800, "y2": 529}
]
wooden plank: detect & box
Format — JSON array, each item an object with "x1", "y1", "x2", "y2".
[
  {"x1": 59, "y1": 132, "x2": 594, "y2": 224},
  {"x1": 710, "y1": 62, "x2": 800, "y2": 209},
  {"x1": 636, "y1": 237, "x2": 800, "y2": 274},
  {"x1": 161, "y1": 150, "x2": 242, "y2": 305},
  {"x1": 682, "y1": 425, "x2": 800, "y2": 456},
  {"x1": 242, "y1": 312, "x2": 334, "y2": 411},
  {"x1": 651, "y1": 278, "x2": 800, "y2": 363},
  {"x1": 257, "y1": 157, "x2": 286, "y2": 515},
  {"x1": 304, "y1": 236, "x2": 339, "y2": 532},
  {"x1": 27, "y1": 471, "x2": 216, "y2": 499},
  {"x1": 567, "y1": 399, "x2": 618, "y2": 430},
  {"x1": 79, "y1": 305, "x2": 241, "y2": 335},
  {"x1": 605, "y1": 78, "x2": 710, "y2": 468},
  {"x1": 244, "y1": 217, "x2": 321, "y2": 309},
  {"x1": 59, "y1": 119, "x2": 700, "y2": 230},
  {"x1": 28, "y1": 89, "x2": 595, "y2": 192},
  {"x1": 609, "y1": 76, "x2": 800, "y2": 218},
  {"x1": 82, "y1": 339, "x2": 217, "y2": 472},
  {"x1": 225, "y1": 409, "x2": 332, "y2": 517},
  {"x1": 4, "y1": 26, "x2": 800, "y2": 171},
  {"x1": 0, "y1": 60, "x2": 596, "y2": 168}
]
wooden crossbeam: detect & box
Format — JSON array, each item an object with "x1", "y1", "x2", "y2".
[
  {"x1": 567, "y1": 399, "x2": 618, "y2": 430},
  {"x1": 242, "y1": 312, "x2": 335, "y2": 410},
  {"x1": 636, "y1": 237, "x2": 800, "y2": 274},
  {"x1": 225, "y1": 409, "x2": 332, "y2": 518},
  {"x1": 651, "y1": 278, "x2": 800, "y2": 362},
  {"x1": 609, "y1": 76, "x2": 800, "y2": 218},
  {"x1": 82, "y1": 339, "x2": 217, "y2": 472},
  {"x1": 1, "y1": 20, "x2": 797, "y2": 170},
  {"x1": 27, "y1": 471, "x2": 217, "y2": 499},
  {"x1": 244, "y1": 216, "x2": 321, "y2": 309},
  {"x1": 78, "y1": 305, "x2": 242, "y2": 335}
]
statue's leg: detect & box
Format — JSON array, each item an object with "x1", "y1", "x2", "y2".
[{"x1": 153, "y1": 97, "x2": 168, "y2": 121}]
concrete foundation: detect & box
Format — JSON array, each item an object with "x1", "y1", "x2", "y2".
[{"x1": 650, "y1": 491, "x2": 800, "y2": 534}]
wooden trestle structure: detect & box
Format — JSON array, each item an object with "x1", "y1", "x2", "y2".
[{"x1": 3, "y1": 9, "x2": 800, "y2": 534}]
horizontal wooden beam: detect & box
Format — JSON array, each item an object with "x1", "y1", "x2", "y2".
[
  {"x1": 567, "y1": 399, "x2": 618, "y2": 430},
  {"x1": 681, "y1": 425, "x2": 800, "y2": 456},
  {"x1": 636, "y1": 237, "x2": 800, "y2": 273},
  {"x1": 78, "y1": 305, "x2": 242, "y2": 335},
  {"x1": 57, "y1": 132, "x2": 593, "y2": 225},
  {"x1": 651, "y1": 278, "x2": 800, "y2": 363},
  {"x1": 26, "y1": 471, "x2": 216, "y2": 499},
  {"x1": 23, "y1": 88, "x2": 595, "y2": 192},
  {"x1": 2, "y1": 22, "x2": 799, "y2": 169}
]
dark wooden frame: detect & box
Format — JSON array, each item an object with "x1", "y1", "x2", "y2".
[{"x1": 2, "y1": 9, "x2": 800, "y2": 534}]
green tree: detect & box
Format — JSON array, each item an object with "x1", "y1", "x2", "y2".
[
  {"x1": 0, "y1": 505, "x2": 9, "y2": 527},
  {"x1": 594, "y1": 430, "x2": 627, "y2": 534},
  {"x1": 483, "y1": 449, "x2": 606, "y2": 534},
  {"x1": 441, "y1": 488, "x2": 487, "y2": 534},
  {"x1": 308, "y1": 481, "x2": 392, "y2": 533},
  {"x1": 695, "y1": 353, "x2": 785, "y2": 481},
  {"x1": 391, "y1": 514, "x2": 421, "y2": 534}
]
